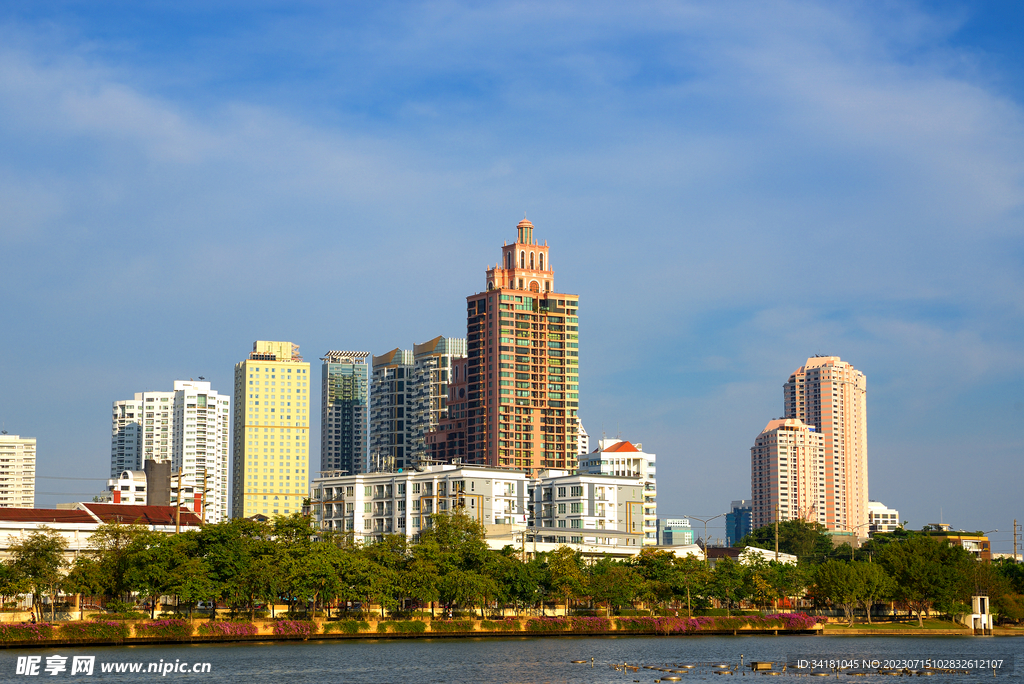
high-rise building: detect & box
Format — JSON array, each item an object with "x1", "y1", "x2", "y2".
[
  {"x1": 783, "y1": 356, "x2": 868, "y2": 534},
  {"x1": 578, "y1": 438, "x2": 657, "y2": 545},
  {"x1": 320, "y1": 351, "x2": 369, "y2": 475},
  {"x1": 110, "y1": 382, "x2": 229, "y2": 522},
  {"x1": 426, "y1": 218, "x2": 580, "y2": 476},
  {"x1": 725, "y1": 499, "x2": 752, "y2": 546},
  {"x1": 171, "y1": 380, "x2": 230, "y2": 523},
  {"x1": 751, "y1": 418, "x2": 826, "y2": 531},
  {"x1": 371, "y1": 337, "x2": 466, "y2": 471},
  {"x1": 111, "y1": 390, "x2": 175, "y2": 476},
  {"x1": 232, "y1": 341, "x2": 312, "y2": 519},
  {"x1": 0, "y1": 434, "x2": 35, "y2": 508}
]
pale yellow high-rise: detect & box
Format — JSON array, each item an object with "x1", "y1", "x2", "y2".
[
  {"x1": 231, "y1": 341, "x2": 312, "y2": 518},
  {"x1": 783, "y1": 356, "x2": 868, "y2": 535}
]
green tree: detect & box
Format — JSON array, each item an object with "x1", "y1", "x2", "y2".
[
  {"x1": 547, "y1": 545, "x2": 586, "y2": 615},
  {"x1": 404, "y1": 542, "x2": 440, "y2": 617},
  {"x1": 877, "y1": 535, "x2": 972, "y2": 626},
  {"x1": 8, "y1": 528, "x2": 68, "y2": 621},
  {"x1": 0, "y1": 561, "x2": 31, "y2": 612},
  {"x1": 814, "y1": 560, "x2": 860, "y2": 625},
  {"x1": 671, "y1": 554, "x2": 712, "y2": 617},
  {"x1": 710, "y1": 556, "x2": 747, "y2": 615},
  {"x1": 589, "y1": 559, "x2": 638, "y2": 616},
  {"x1": 87, "y1": 521, "x2": 153, "y2": 604},
  {"x1": 855, "y1": 561, "x2": 893, "y2": 624},
  {"x1": 630, "y1": 548, "x2": 677, "y2": 613}
]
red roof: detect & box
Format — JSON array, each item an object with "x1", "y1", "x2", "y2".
[
  {"x1": 603, "y1": 441, "x2": 640, "y2": 453},
  {"x1": 0, "y1": 509, "x2": 96, "y2": 524},
  {"x1": 81, "y1": 504, "x2": 203, "y2": 527}
]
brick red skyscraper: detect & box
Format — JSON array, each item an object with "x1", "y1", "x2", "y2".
[{"x1": 427, "y1": 218, "x2": 580, "y2": 475}]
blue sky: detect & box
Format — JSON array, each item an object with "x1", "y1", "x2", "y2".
[{"x1": 1, "y1": 1, "x2": 1021, "y2": 550}]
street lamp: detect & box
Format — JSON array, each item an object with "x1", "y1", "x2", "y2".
[
  {"x1": 849, "y1": 522, "x2": 872, "y2": 560},
  {"x1": 686, "y1": 513, "x2": 726, "y2": 565}
]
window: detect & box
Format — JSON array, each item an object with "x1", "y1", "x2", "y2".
[
  {"x1": 570, "y1": 486, "x2": 583, "y2": 496},
  {"x1": 557, "y1": 486, "x2": 566, "y2": 497}
]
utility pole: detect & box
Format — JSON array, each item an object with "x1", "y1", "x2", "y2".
[
  {"x1": 175, "y1": 468, "x2": 182, "y2": 534},
  {"x1": 775, "y1": 503, "x2": 779, "y2": 561},
  {"x1": 198, "y1": 471, "x2": 212, "y2": 524},
  {"x1": 1014, "y1": 519, "x2": 1018, "y2": 562}
]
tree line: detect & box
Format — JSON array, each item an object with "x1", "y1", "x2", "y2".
[{"x1": 1, "y1": 515, "x2": 1020, "y2": 624}]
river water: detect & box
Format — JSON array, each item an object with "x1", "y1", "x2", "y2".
[{"x1": 2, "y1": 635, "x2": 1021, "y2": 683}]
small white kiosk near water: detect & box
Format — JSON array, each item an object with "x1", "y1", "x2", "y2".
[{"x1": 961, "y1": 595, "x2": 993, "y2": 635}]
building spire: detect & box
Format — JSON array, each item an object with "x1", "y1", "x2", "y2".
[{"x1": 516, "y1": 216, "x2": 534, "y2": 244}]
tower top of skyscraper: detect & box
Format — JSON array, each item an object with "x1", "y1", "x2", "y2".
[{"x1": 251, "y1": 340, "x2": 303, "y2": 362}]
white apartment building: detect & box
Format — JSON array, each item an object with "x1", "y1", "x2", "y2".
[
  {"x1": 867, "y1": 500, "x2": 900, "y2": 533},
  {"x1": 110, "y1": 381, "x2": 229, "y2": 522},
  {"x1": 310, "y1": 464, "x2": 650, "y2": 555},
  {"x1": 312, "y1": 465, "x2": 529, "y2": 541},
  {"x1": 172, "y1": 381, "x2": 230, "y2": 523},
  {"x1": 530, "y1": 470, "x2": 646, "y2": 550},
  {"x1": 111, "y1": 390, "x2": 175, "y2": 476},
  {"x1": 0, "y1": 434, "x2": 35, "y2": 508},
  {"x1": 106, "y1": 470, "x2": 147, "y2": 505},
  {"x1": 577, "y1": 438, "x2": 657, "y2": 545}
]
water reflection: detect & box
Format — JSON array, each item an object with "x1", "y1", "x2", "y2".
[{"x1": 2, "y1": 635, "x2": 1019, "y2": 683}]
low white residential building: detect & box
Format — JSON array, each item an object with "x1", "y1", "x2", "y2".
[
  {"x1": 0, "y1": 504, "x2": 202, "y2": 564},
  {"x1": 529, "y1": 469, "x2": 646, "y2": 550},
  {"x1": 706, "y1": 545, "x2": 798, "y2": 567},
  {"x1": 311, "y1": 465, "x2": 529, "y2": 541},
  {"x1": 0, "y1": 434, "x2": 35, "y2": 509},
  {"x1": 310, "y1": 464, "x2": 655, "y2": 557},
  {"x1": 577, "y1": 439, "x2": 657, "y2": 545}
]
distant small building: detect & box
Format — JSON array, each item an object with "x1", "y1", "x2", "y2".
[
  {"x1": 0, "y1": 434, "x2": 36, "y2": 509},
  {"x1": 941, "y1": 532, "x2": 992, "y2": 561},
  {"x1": 867, "y1": 500, "x2": 900, "y2": 533},
  {"x1": 726, "y1": 499, "x2": 752, "y2": 546},
  {"x1": 658, "y1": 518, "x2": 694, "y2": 546},
  {"x1": 705, "y1": 545, "x2": 798, "y2": 567}
]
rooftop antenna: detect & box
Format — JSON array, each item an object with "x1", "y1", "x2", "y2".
[{"x1": 198, "y1": 376, "x2": 205, "y2": 380}]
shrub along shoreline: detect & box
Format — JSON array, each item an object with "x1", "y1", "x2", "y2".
[{"x1": 0, "y1": 614, "x2": 824, "y2": 648}]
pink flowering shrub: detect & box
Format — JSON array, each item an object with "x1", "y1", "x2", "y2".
[
  {"x1": 61, "y1": 621, "x2": 131, "y2": 641},
  {"x1": 569, "y1": 616, "x2": 611, "y2": 632},
  {"x1": 525, "y1": 617, "x2": 570, "y2": 632},
  {"x1": 197, "y1": 621, "x2": 258, "y2": 636},
  {"x1": 763, "y1": 613, "x2": 826, "y2": 629},
  {"x1": 135, "y1": 619, "x2": 194, "y2": 640},
  {"x1": 427, "y1": 619, "x2": 472, "y2": 633},
  {"x1": 0, "y1": 622, "x2": 56, "y2": 642},
  {"x1": 616, "y1": 614, "x2": 823, "y2": 633},
  {"x1": 272, "y1": 619, "x2": 317, "y2": 636}
]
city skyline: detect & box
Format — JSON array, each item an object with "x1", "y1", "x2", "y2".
[{"x1": 1, "y1": 2, "x2": 1022, "y2": 549}]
